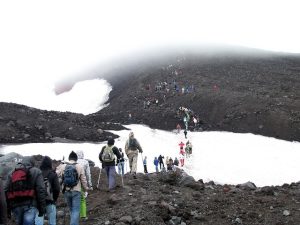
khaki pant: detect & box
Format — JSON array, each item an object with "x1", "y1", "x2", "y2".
[{"x1": 127, "y1": 150, "x2": 139, "y2": 173}]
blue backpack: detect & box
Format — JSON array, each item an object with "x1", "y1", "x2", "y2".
[{"x1": 63, "y1": 163, "x2": 79, "y2": 188}]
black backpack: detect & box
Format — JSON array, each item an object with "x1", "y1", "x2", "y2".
[
  {"x1": 43, "y1": 170, "x2": 53, "y2": 201},
  {"x1": 129, "y1": 138, "x2": 138, "y2": 149},
  {"x1": 7, "y1": 164, "x2": 35, "y2": 201}
]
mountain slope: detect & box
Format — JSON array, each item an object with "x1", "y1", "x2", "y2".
[{"x1": 90, "y1": 48, "x2": 300, "y2": 141}]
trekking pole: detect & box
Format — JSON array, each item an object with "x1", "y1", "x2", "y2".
[{"x1": 96, "y1": 167, "x2": 102, "y2": 189}]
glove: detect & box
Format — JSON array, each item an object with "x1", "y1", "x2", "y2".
[
  {"x1": 139, "y1": 149, "x2": 143, "y2": 153},
  {"x1": 84, "y1": 192, "x2": 88, "y2": 198}
]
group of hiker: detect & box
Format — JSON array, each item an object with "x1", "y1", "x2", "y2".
[{"x1": 0, "y1": 130, "x2": 193, "y2": 225}]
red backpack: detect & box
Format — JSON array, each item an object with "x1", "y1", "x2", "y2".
[{"x1": 7, "y1": 164, "x2": 35, "y2": 200}]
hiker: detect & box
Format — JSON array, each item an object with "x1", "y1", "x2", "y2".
[
  {"x1": 184, "y1": 130, "x2": 187, "y2": 139},
  {"x1": 185, "y1": 141, "x2": 193, "y2": 157},
  {"x1": 0, "y1": 177, "x2": 7, "y2": 225},
  {"x1": 143, "y1": 156, "x2": 148, "y2": 173},
  {"x1": 99, "y1": 138, "x2": 121, "y2": 191},
  {"x1": 179, "y1": 141, "x2": 185, "y2": 151},
  {"x1": 176, "y1": 124, "x2": 181, "y2": 134},
  {"x1": 5, "y1": 156, "x2": 46, "y2": 225},
  {"x1": 125, "y1": 132, "x2": 143, "y2": 179},
  {"x1": 173, "y1": 157, "x2": 179, "y2": 166},
  {"x1": 76, "y1": 150, "x2": 93, "y2": 220},
  {"x1": 117, "y1": 148, "x2": 125, "y2": 176},
  {"x1": 167, "y1": 158, "x2": 173, "y2": 171},
  {"x1": 56, "y1": 151, "x2": 90, "y2": 225},
  {"x1": 153, "y1": 157, "x2": 159, "y2": 172},
  {"x1": 158, "y1": 155, "x2": 165, "y2": 170},
  {"x1": 35, "y1": 156, "x2": 60, "y2": 225},
  {"x1": 179, "y1": 148, "x2": 185, "y2": 167}
]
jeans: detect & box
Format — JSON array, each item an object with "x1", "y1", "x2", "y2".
[
  {"x1": 64, "y1": 191, "x2": 81, "y2": 225},
  {"x1": 155, "y1": 165, "x2": 159, "y2": 172},
  {"x1": 104, "y1": 166, "x2": 116, "y2": 190},
  {"x1": 35, "y1": 204, "x2": 56, "y2": 225},
  {"x1": 12, "y1": 206, "x2": 37, "y2": 225},
  {"x1": 118, "y1": 162, "x2": 125, "y2": 176}
]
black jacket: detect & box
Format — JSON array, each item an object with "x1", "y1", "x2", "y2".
[
  {"x1": 117, "y1": 152, "x2": 125, "y2": 164},
  {"x1": 0, "y1": 178, "x2": 7, "y2": 224},
  {"x1": 40, "y1": 156, "x2": 60, "y2": 204},
  {"x1": 4, "y1": 157, "x2": 46, "y2": 216},
  {"x1": 99, "y1": 145, "x2": 121, "y2": 167}
]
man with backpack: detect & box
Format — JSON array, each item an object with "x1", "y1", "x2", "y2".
[
  {"x1": 125, "y1": 132, "x2": 143, "y2": 179},
  {"x1": 56, "y1": 151, "x2": 89, "y2": 225},
  {"x1": 117, "y1": 148, "x2": 125, "y2": 176},
  {"x1": 99, "y1": 138, "x2": 121, "y2": 192},
  {"x1": 76, "y1": 150, "x2": 92, "y2": 221},
  {"x1": 35, "y1": 156, "x2": 60, "y2": 225},
  {"x1": 158, "y1": 155, "x2": 165, "y2": 170},
  {"x1": 4, "y1": 156, "x2": 46, "y2": 225}
]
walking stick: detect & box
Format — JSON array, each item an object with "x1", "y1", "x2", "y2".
[{"x1": 96, "y1": 167, "x2": 102, "y2": 189}]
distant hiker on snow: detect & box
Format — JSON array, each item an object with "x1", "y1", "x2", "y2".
[
  {"x1": 173, "y1": 157, "x2": 179, "y2": 166},
  {"x1": 153, "y1": 157, "x2": 159, "y2": 172},
  {"x1": 125, "y1": 131, "x2": 143, "y2": 179},
  {"x1": 179, "y1": 141, "x2": 185, "y2": 151},
  {"x1": 99, "y1": 138, "x2": 121, "y2": 192},
  {"x1": 176, "y1": 124, "x2": 181, "y2": 134},
  {"x1": 184, "y1": 129, "x2": 187, "y2": 139},
  {"x1": 179, "y1": 149, "x2": 185, "y2": 167},
  {"x1": 167, "y1": 158, "x2": 174, "y2": 171},
  {"x1": 158, "y1": 155, "x2": 165, "y2": 170},
  {"x1": 143, "y1": 156, "x2": 148, "y2": 173}
]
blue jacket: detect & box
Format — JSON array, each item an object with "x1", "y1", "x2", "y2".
[{"x1": 154, "y1": 159, "x2": 159, "y2": 166}]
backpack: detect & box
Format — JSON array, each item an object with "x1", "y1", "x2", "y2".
[
  {"x1": 7, "y1": 164, "x2": 35, "y2": 200},
  {"x1": 63, "y1": 164, "x2": 79, "y2": 188},
  {"x1": 102, "y1": 145, "x2": 115, "y2": 162},
  {"x1": 43, "y1": 171, "x2": 54, "y2": 201},
  {"x1": 128, "y1": 138, "x2": 138, "y2": 149}
]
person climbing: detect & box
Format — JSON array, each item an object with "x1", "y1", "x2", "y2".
[
  {"x1": 75, "y1": 150, "x2": 92, "y2": 220},
  {"x1": 179, "y1": 144, "x2": 186, "y2": 167},
  {"x1": 35, "y1": 156, "x2": 60, "y2": 225},
  {"x1": 153, "y1": 157, "x2": 159, "y2": 172},
  {"x1": 117, "y1": 148, "x2": 125, "y2": 176},
  {"x1": 179, "y1": 141, "x2": 185, "y2": 151},
  {"x1": 99, "y1": 138, "x2": 121, "y2": 192},
  {"x1": 167, "y1": 158, "x2": 173, "y2": 171},
  {"x1": 173, "y1": 157, "x2": 179, "y2": 166},
  {"x1": 143, "y1": 156, "x2": 148, "y2": 174},
  {"x1": 56, "y1": 151, "x2": 90, "y2": 225},
  {"x1": 176, "y1": 124, "x2": 181, "y2": 134},
  {"x1": 5, "y1": 156, "x2": 46, "y2": 225},
  {"x1": 125, "y1": 132, "x2": 143, "y2": 179},
  {"x1": 165, "y1": 156, "x2": 169, "y2": 169},
  {"x1": 184, "y1": 129, "x2": 187, "y2": 139},
  {"x1": 158, "y1": 155, "x2": 165, "y2": 170}
]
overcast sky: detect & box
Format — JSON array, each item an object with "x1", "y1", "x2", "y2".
[{"x1": 0, "y1": 0, "x2": 299, "y2": 108}]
